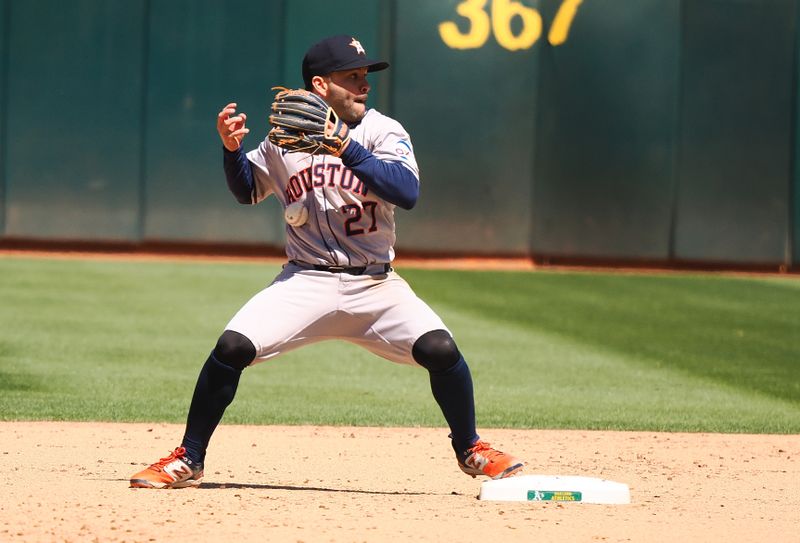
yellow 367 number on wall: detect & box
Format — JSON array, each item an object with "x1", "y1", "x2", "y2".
[{"x1": 439, "y1": 0, "x2": 583, "y2": 51}]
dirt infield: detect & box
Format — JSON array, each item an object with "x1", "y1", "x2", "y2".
[{"x1": 1, "y1": 422, "x2": 797, "y2": 542}]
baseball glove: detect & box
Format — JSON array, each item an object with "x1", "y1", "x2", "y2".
[{"x1": 267, "y1": 87, "x2": 350, "y2": 156}]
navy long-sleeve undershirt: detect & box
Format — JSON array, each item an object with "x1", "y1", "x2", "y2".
[
  {"x1": 338, "y1": 140, "x2": 419, "y2": 210},
  {"x1": 222, "y1": 146, "x2": 256, "y2": 204},
  {"x1": 222, "y1": 141, "x2": 419, "y2": 209}
]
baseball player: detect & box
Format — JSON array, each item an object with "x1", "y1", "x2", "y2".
[{"x1": 130, "y1": 35, "x2": 523, "y2": 489}]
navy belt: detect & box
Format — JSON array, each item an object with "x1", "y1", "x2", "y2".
[{"x1": 291, "y1": 261, "x2": 391, "y2": 275}]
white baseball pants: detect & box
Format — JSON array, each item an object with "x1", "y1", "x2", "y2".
[{"x1": 225, "y1": 263, "x2": 450, "y2": 366}]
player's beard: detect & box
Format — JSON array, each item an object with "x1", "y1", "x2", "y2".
[
  {"x1": 332, "y1": 98, "x2": 365, "y2": 124},
  {"x1": 349, "y1": 100, "x2": 368, "y2": 122},
  {"x1": 325, "y1": 88, "x2": 367, "y2": 124}
]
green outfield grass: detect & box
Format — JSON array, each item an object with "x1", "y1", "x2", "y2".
[{"x1": 1, "y1": 256, "x2": 798, "y2": 433}]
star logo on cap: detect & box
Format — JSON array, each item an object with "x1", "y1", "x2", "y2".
[{"x1": 349, "y1": 38, "x2": 365, "y2": 55}]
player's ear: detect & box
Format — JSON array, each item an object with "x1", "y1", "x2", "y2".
[{"x1": 311, "y1": 75, "x2": 329, "y2": 97}]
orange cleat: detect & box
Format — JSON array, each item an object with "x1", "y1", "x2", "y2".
[
  {"x1": 130, "y1": 447, "x2": 203, "y2": 489},
  {"x1": 456, "y1": 440, "x2": 524, "y2": 479}
]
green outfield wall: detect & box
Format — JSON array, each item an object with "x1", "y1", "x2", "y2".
[
  {"x1": 532, "y1": 0, "x2": 680, "y2": 261},
  {"x1": 142, "y1": 0, "x2": 283, "y2": 244},
  {"x1": 0, "y1": 0, "x2": 798, "y2": 268},
  {"x1": 675, "y1": 0, "x2": 795, "y2": 265},
  {"x1": 795, "y1": 0, "x2": 800, "y2": 269},
  {"x1": 0, "y1": 0, "x2": 6, "y2": 236}
]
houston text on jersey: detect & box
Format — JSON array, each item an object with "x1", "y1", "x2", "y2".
[{"x1": 285, "y1": 164, "x2": 369, "y2": 203}]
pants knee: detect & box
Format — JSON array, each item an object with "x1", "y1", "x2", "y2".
[
  {"x1": 412, "y1": 329, "x2": 461, "y2": 373},
  {"x1": 213, "y1": 330, "x2": 256, "y2": 371}
]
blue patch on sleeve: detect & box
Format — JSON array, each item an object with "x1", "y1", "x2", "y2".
[{"x1": 395, "y1": 140, "x2": 412, "y2": 160}]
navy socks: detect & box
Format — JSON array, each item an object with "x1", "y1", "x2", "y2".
[
  {"x1": 428, "y1": 355, "x2": 480, "y2": 455},
  {"x1": 181, "y1": 353, "x2": 242, "y2": 464},
  {"x1": 179, "y1": 351, "x2": 479, "y2": 463}
]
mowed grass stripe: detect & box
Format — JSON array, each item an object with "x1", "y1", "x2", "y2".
[
  {"x1": 436, "y1": 307, "x2": 799, "y2": 433},
  {"x1": 1, "y1": 257, "x2": 798, "y2": 433},
  {"x1": 401, "y1": 269, "x2": 800, "y2": 404}
]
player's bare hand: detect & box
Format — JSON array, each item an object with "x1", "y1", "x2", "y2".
[{"x1": 217, "y1": 102, "x2": 250, "y2": 151}]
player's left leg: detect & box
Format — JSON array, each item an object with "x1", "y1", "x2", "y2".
[
  {"x1": 341, "y1": 272, "x2": 523, "y2": 479},
  {"x1": 410, "y1": 329, "x2": 478, "y2": 454},
  {"x1": 411, "y1": 329, "x2": 524, "y2": 480}
]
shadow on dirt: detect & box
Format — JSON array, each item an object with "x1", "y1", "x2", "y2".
[{"x1": 197, "y1": 481, "x2": 446, "y2": 495}]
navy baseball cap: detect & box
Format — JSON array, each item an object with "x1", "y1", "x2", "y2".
[{"x1": 302, "y1": 35, "x2": 389, "y2": 89}]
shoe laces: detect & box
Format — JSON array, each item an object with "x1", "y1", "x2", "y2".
[
  {"x1": 148, "y1": 447, "x2": 186, "y2": 472},
  {"x1": 467, "y1": 440, "x2": 504, "y2": 461}
]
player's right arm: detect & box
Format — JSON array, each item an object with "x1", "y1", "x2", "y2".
[
  {"x1": 217, "y1": 102, "x2": 249, "y2": 151},
  {"x1": 217, "y1": 102, "x2": 256, "y2": 204}
]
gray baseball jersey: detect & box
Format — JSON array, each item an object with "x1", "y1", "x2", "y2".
[
  {"x1": 227, "y1": 108, "x2": 448, "y2": 366},
  {"x1": 246, "y1": 108, "x2": 418, "y2": 266}
]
